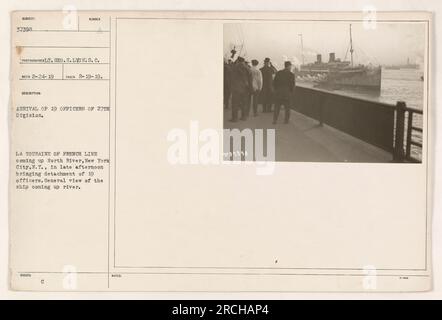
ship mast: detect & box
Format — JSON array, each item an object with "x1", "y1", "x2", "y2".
[
  {"x1": 298, "y1": 33, "x2": 305, "y2": 65},
  {"x1": 349, "y1": 24, "x2": 354, "y2": 67}
]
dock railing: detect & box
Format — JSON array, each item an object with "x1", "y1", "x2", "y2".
[
  {"x1": 404, "y1": 105, "x2": 423, "y2": 163},
  {"x1": 293, "y1": 86, "x2": 423, "y2": 163}
]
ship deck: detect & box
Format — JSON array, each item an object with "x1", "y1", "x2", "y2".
[{"x1": 223, "y1": 108, "x2": 393, "y2": 162}]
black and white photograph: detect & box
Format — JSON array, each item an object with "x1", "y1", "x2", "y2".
[
  {"x1": 1, "y1": 5, "x2": 439, "y2": 299},
  {"x1": 223, "y1": 21, "x2": 427, "y2": 163}
]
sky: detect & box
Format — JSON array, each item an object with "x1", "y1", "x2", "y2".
[{"x1": 223, "y1": 22, "x2": 426, "y2": 69}]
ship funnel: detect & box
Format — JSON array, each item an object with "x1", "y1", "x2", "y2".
[
  {"x1": 316, "y1": 54, "x2": 322, "y2": 63},
  {"x1": 329, "y1": 52, "x2": 336, "y2": 63}
]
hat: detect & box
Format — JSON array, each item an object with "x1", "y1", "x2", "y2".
[{"x1": 264, "y1": 57, "x2": 270, "y2": 62}]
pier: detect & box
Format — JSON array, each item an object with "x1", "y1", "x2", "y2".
[{"x1": 224, "y1": 85, "x2": 423, "y2": 163}]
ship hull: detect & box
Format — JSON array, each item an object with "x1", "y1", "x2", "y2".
[{"x1": 319, "y1": 67, "x2": 382, "y2": 90}]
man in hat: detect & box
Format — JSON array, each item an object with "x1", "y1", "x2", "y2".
[
  {"x1": 273, "y1": 60, "x2": 295, "y2": 124},
  {"x1": 260, "y1": 57, "x2": 277, "y2": 113},
  {"x1": 223, "y1": 59, "x2": 232, "y2": 109},
  {"x1": 229, "y1": 56, "x2": 252, "y2": 122},
  {"x1": 249, "y1": 59, "x2": 263, "y2": 117}
]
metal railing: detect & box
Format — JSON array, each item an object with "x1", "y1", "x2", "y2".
[
  {"x1": 395, "y1": 102, "x2": 423, "y2": 163},
  {"x1": 293, "y1": 86, "x2": 423, "y2": 163}
]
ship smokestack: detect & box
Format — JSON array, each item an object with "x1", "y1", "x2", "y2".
[
  {"x1": 316, "y1": 54, "x2": 322, "y2": 64},
  {"x1": 329, "y1": 52, "x2": 335, "y2": 63}
]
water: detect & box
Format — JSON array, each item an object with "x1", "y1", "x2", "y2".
[
  {"x1": 297, "y1": 68, "x2": 425, "y2": 160},
  {"x1": 367, "y1": 69, "x2": 424, "y2": 110}
]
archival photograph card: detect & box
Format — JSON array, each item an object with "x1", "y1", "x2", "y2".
[{"x1": 9, "y1": 11, "x2": 432, "y2": 292}]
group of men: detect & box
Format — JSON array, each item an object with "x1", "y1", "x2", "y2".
[{"x1": 224, "y1": 57, "x2": 295, "y2": 124}]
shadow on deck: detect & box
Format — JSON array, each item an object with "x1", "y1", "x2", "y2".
[{"x1": 223, "y1": 108, "x2": 393, "y2": 163}]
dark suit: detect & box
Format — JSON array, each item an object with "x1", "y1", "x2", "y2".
[
  {"x1": 223, "y1": 63, "x2": 232, "y2": 109},
  {"x1": 230, "y1": 62, "x2": 252, "y2": 121},
  {"x1": 273, "y1": 69, "x2": 295, "y2": 123},
  {"x1": 260, "y1": 65, "x2": 276, "y2": 112}
]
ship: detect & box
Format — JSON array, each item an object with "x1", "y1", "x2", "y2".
[
  {"x1": 397, "y1": 58, "x2": 419, "y2": 70},
  {"x1": 298, "y1": 24, "x2": 382, "y2": 91},
  {"x1": 384, "y1": 58, "x2": 419, "y2": 70}
]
